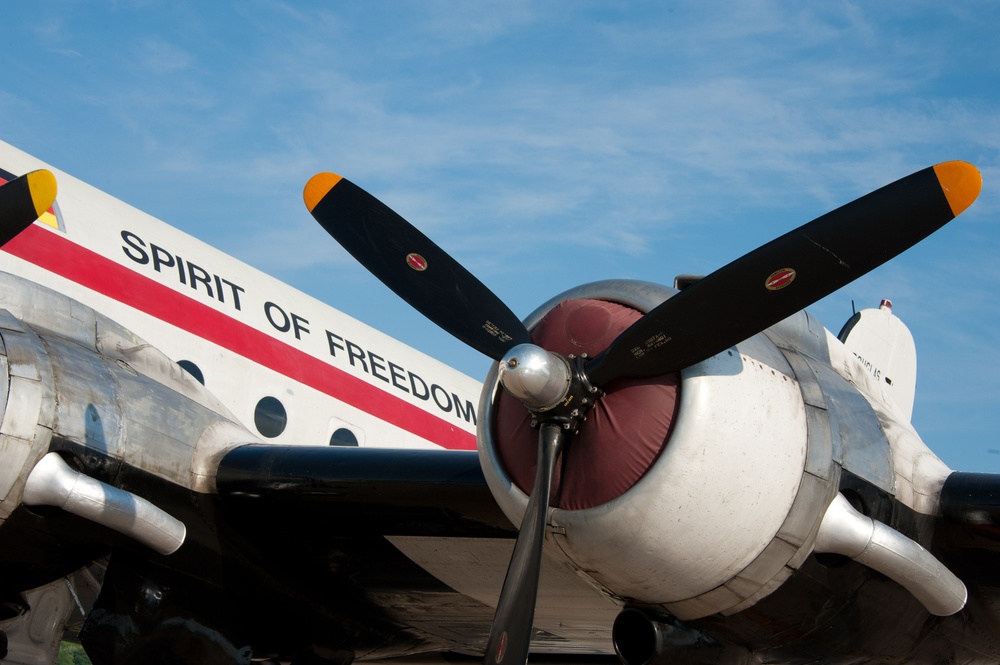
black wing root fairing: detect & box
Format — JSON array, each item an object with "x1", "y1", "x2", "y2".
[{"x1": 216, "y1": 445, "x2": 513, "y2": 537}]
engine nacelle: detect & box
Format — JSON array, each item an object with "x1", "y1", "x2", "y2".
[
  {"x1": 479, "y1": 280, "x2": 843, "y2": 620},
  {"x1": 0, "y1": 272, "x2": 256, "y2": 587}
]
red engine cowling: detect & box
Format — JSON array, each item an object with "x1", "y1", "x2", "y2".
[{"x1": 478, "y1": 280, "x2": 835, "y2": 620}]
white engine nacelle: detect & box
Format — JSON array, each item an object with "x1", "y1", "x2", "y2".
[{"x1": 479, "y1": 280, "x2": 842, "y2": 620}]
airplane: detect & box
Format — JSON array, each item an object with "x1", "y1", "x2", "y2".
[{"x1": 0, "y1": 136, "x2": 997, "y2": 665}]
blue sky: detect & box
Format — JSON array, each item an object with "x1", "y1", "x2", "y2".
[{"x1": 2, "y1": 1, "x2": 999, "y2": 470}]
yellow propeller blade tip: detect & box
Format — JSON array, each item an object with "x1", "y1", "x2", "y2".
[
  {"x1": 25, "y1": 169, "x2": 57, "y2": 218},
  {"x1": 303, "y1": 172, "x2": 343, "y2": 212},
  {"x1": 933, "y1": 161, "x2": 982, "y2": 217}
]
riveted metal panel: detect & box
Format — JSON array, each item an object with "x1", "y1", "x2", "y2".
[
  {"x1": 776, "y1": 471, "x2": 837, "y2": 549},
  {"x1": 805, "y1": 356, "x2": 893, "y2": 493},
  {"x1": 0, "y1": 273, "x2": 99, "y2": 351},
  {"x1": 2, "y1": 375, "x2": 44, "y2": 444},
  {"x1": 724, "y1": 567, "x2": 795, "y2": 616},
  {"x1": 765, "y1": 310, "x2": 831, "y2": 364},
  {"x1": 0, "y1": 311, "x2": 55, "y2": 520},
  {"x1": 783, "y1": 350, "x2": 826, "y2": 410},
  {"x1": 0, "y1": 275, "x2": 256, "y2": 498},
  {"x1": 666, "y1": 585, "x2": 743, "y2": 621},
  {"x1": 665, "y1": 342, "x2": 845, "y2": 619},
  {"x1": 727, "y1": 537, "x2": 799, "y2": 593},
  {"x1": 46, "y1": 333, "x2": 124, "y2": 459}
]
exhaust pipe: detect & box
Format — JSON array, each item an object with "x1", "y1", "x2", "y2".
[
  {"x1": 22, "y1": 453, "x2": 186, "y2": 555},
  {"x1": 814, "y1": 492, "x2": 966, "y2": 616},
  {"x1": 612, "y1": 607, "x2": 755, "y2": 665}
]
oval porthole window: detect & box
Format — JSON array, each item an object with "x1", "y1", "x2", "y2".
[
  {"x1": 329, "y1": 428, "x2": 359, "y2": 447},
  {"x1": 177, "y1": 360, "x2": 205, "y2": 385},
  {"x1": 254, "y1": 396, "x2": 287, "y2": 438}
]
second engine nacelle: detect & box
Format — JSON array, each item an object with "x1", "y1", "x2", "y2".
[{"x1": 0, "y1": 272, "x2": 258, "y2": 588}]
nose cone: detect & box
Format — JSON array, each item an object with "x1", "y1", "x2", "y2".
[{"x1": 498, "y1": 343, "x2": 571, "y2": 412}]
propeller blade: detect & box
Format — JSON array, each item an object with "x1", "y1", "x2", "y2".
[
  {"x1": 304, "y1": 173, "x2": 531, "y2": 360},
  {"x1": 0, "y1": 169, "x2": 57, "y2": 246},
  {"x1": 484, "y1": 422, "x2": 567, "y2": 665},
  {"x1": 586, "y1": 161, "x2": 982, "y2": 386}
]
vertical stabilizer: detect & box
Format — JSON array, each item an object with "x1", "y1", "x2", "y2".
[{"x1": 838, "y1": 300, "x2": 917, "y2": 422}]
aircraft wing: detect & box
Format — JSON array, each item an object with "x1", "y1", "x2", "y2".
[
  {"x1": 940, "y1": 472, "x2": 1000, "y2": 587},
  {"x1": 216, "y1": 445, "x2": 512, "y2": 537},
  {"x1": 210, "y1": 446, "x2": 528, "y2": 661},
  {"x1": 214, "y1": 446, "x2": 625, "y2": 660}
]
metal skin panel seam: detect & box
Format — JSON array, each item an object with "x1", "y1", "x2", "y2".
[
  {"x1": 805, "y1": 355, "x2": 895, "y2": 494},
  {"x1": 667, "y1": 345, "x2": 842, "y2": 619},
  {"x1": 764, "y1": 311, "x2": 832, "y2": 366},
  {"x1": 0, "y1": 310, "x2": 55, "y2": 522},
  {"x1": 0, "y1": 273, "x2": 258, "y2": 496},
  {"x1": 554, "y1": 348, "x2": 807, "y2": 614},
  {"x1": 721, "y1": 348, "x2": 844, "y2": 616}
]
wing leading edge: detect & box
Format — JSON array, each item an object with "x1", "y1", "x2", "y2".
[{"x1": 216, "y1": 445, "x2": 513, "y2": 537}]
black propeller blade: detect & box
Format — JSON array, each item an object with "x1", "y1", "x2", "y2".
[
  {"x1": 0, "y1": 169, "x2": 57, "y2": 246},
  {"x1": 483, "y1": 422, "x2": 567, "y2": 665},
  {"x1": 586, "y1": 161, "x2": 982, "y2": 387},
  {"x1": 304, "y1": 173, "x2": 531, "y2": 360}
]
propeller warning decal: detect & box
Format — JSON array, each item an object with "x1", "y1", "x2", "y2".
[
  {"x1": 406, "y1": 253, "x2": 428, "y2": 271},
  {"x1": 765, "y1": 268, "x2": 797, "y2": 291},
  {"x1": 495, "y1": 631, "x2": 508, "y2": 664}
]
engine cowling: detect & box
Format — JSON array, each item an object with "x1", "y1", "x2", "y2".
[
  {"x1": 478, "y1": 280, "x2": 840, "y2": 620},
  {"x1": 0, "y1": 272, "x2": 257, "y2": 588}
]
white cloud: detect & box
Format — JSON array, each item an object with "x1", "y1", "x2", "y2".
[{"x1": 4, "y1": 1, "x2": 999, "y2": 467}]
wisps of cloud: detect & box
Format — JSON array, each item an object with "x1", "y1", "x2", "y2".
[{"x1": 4, "y1": 3, "x2": 999, "y2": 459}]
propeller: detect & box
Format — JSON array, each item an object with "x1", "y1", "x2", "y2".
[
  {"x1": 305, "y1": 160, "x2": 981, "y2": 665},
  {"x1": 586, "y1": 161, "x2": 982, "y2": 386},
  {"x1": 483, "y1": 421, "x2": 567, "y2": 665},
  {"x1": 304, "y1": 173, "x2": 531, "y2": 360},
  {"x1": 0, "y1": 169, "x2": 58, "y2": 246}
]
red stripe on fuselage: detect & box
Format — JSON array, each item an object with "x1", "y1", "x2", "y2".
[{"x1": 3, "y1": 224, "x2": 477, "y2": 450}]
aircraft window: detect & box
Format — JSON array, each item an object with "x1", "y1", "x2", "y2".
[
  {"x1": 329, "y1": 428, "x2": 359, "y2": 447},
  {"x1": 177, "y1": 360, "x2": 205, "y2": 385},
  {"x1": 254, "y1": 396, "x2": 287, "y2": 438}
]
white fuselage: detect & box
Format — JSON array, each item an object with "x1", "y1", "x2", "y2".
[{"x1": 0, "y1": 140, "x2": 481, "y2": 452}]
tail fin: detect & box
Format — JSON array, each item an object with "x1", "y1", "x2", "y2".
[{"x1": 838, "y1": 299, "x2": 917, "y2": 422}]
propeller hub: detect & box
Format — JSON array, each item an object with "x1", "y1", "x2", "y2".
[{"x1": 498, "y1": 343, "x2": 573, "y2": 412}]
